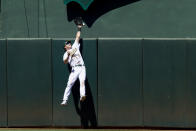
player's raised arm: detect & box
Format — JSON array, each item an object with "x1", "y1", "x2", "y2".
[{"x1": 75, "y1": 25, "x2": 82, "y2": 43}]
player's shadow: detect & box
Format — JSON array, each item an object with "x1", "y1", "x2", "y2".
[
  {"x1": 67, "y1": 0, "x2": 141, "y2": 27},
  {"x1": 68, "y1": 39, "x2": 97, "y2": 128}
]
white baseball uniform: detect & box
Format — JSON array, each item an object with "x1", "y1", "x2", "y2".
[{"x1": 62, "y1": 40, "x2": 86, "y2": 102}]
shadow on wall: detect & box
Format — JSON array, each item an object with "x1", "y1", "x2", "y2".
[
  {"x1": 68, "y1": 39, "x2": 97, "y2": 128},
  {"x1": 71, "y1": 79, "x2": 97, "y2": 128},
  {"x1": 67, "y1": 0, "x2": 141, "y2": 27}
]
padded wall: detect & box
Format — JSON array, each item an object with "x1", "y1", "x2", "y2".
[
  {"x1": 184, "y1": 39, "x2": 196, "y2": 128},
  {"x1": 7, "y1": 39, "x2": 52, "y2": 127},
  {"x1": 0, "y1": 39, "x2": 7, "y2": 127},
  {"x1": 98, "y1": 38, "x2": 143, "y2": 126},
  {"x1": 143, "y1": 39, "x2": 187, "y2": 127},
  {"x1": 0, "y1": 38, "x2": 196, "y2": 128}
]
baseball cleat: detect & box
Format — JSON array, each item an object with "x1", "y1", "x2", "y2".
[
  {"x1": 80, "y1": 96, "x2": 86, "y2": 102},
  {"x1": 61, "y1": 100, "x2": 68, "y2": 106}
]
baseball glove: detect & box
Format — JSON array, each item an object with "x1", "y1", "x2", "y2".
[{"x1": 74, "y1": 17, "x2": 85, "y2": 26}]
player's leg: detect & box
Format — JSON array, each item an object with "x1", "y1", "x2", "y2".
[
  {"x1": 62, "y1": 68, "x2": 79, "y2": 105},
  {"x1": 79, "y1": 66, "x2": 86, "y2": 101}
]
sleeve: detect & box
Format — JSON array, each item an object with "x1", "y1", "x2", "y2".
[
  {"x1": 72, "y1": 40, "x2": 80, "y2": 49},
  {"x1": 63, "y1": 52, "x2": 68, "y2": 61}
]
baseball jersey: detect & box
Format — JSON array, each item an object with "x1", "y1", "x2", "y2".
[{"x1": 63, "y1": 40, "x2": 84, "y2": 67}]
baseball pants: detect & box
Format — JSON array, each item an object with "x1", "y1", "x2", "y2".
[{"x1": 63, "y1": 66, "x2": 86, "y2": 101}]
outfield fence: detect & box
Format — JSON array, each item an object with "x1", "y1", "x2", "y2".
[{"x1": 0, "y1": 38, "x2": 196, "y2": 128}]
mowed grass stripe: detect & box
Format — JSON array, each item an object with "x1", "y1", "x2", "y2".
[{"x1": 0, "y1": 129, "x2": 192, "y2": 131}]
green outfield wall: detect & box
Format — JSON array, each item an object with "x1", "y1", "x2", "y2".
[
  {"x1": 1, "y1": 0, "x2": 196, "y2": 38},
  {"x1": 0, "y1": 39, "x2": 7, "y2": 127},
  {"x1": 98, "y1": 39, "x2": 143, "y2": 126},
  {"x1": 6, "y1": 39, "x2": 52, "y2": 127},
  {"x1": 143, "y1": 39, "x2": 187, "y2": 127},
  {"x1": 184, "y1": 40, "x2": 196, "y2": 127},
  {"x1": 1, "y1": 0, "x2": 196, "y2": 128},
  {"x1": 1, "y1": 38, "x2": 196, "y2": 128}
]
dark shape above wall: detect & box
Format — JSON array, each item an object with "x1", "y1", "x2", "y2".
[{"x1": 66, "y1": 0, "x2": 141, "y2": 27}]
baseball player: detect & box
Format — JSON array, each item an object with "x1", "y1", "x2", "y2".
[{"x1": 61, "y1": 24, "x2": 86, "y2": 106}]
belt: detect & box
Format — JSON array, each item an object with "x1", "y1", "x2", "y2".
[{"x1": 73, "y1": 64, "x2": 85, "y2": 67}]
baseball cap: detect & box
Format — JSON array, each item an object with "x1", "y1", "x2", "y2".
[{"x1": 65, "y1": 40, "x2": 71, "y2": 45}]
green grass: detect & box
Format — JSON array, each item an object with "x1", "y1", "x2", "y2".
[
  {"x1": 0, "y1": 129, "x2": 158, "y2": 131},
  {"x1": 0, "y1": 129, "x2": 190, "y2": 131}
]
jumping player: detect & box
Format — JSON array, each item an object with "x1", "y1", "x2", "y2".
[{"x1": 61, "y1": 24, "x2": 86, "y2": 106}]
